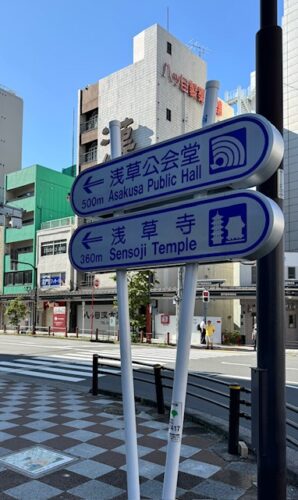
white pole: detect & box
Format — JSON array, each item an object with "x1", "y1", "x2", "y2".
[
  {"x1": 110, "y1": 120, "x2": 140, "y2": 500},
  {"x1": 162, "y1": 81, "x2": 219, "y2": 500}
]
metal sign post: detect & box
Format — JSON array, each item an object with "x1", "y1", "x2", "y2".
[
  {"x1": 110, "y1": 120, "x2": 140, "y2": 500},
  {"x1": 255, "y1": 1, "x2": 286, "y2": 499},
  {"x1": 162, "y1": 80, "x2": 219, "y2": 500}
]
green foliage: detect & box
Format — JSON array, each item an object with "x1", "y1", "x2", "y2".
[
  {"x1": 5, "y1": 297, "x2": 28, "y2": 329},
  {"x1": 128, "y1": 270, "x2": 158, "y2": 333},
  {"x1": 222, "y1": 330, "x2": 242, "y2": 345},
  {"x1": 113, "y1": 270, "x2": 159, "y2": 335}
]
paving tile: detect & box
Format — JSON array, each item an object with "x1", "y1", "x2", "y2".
[
  {"x1": 140, "y1": 478, "x2": 186, "y2": 499},
  {"x1": 61, "y1": 411, "x2": 92, "y2": 419},
  {"x1": 138, "y1": 420, "x2": 168, "y2": 430},
  {"x1": 23, "y1": 420, "x2": 56, "y2": 431},
  {"x1": 63, "y1": 420, "x2": 94, "y2": 429},
  {"x1": 87, "y1": 435, "x2": 123, "y2": 450},
  {"x1": 69, "y1": 479, "x2": 124, "y2": 499},
  {"x1": 192, "y1": 478, "x2": 245, "y2": 499},
  {"x1": 21, "y1": 431, "x2": 58, "y2": 443},
  {"x1": 42, "y1": 437, "x2": 81, "y2": 451},
  {"x1": 41, "y1": 469, "x2": 89, "y2": 489},
  {"x1": 137, "y1": 435, "x2": 167, "y2": 449},
  {"x1": 66, "y1": 459, "x2": 114, "y2": 479},
  {"x1": 65, "y1": 443, "x2": 105, "y2": 459},
  {"x1": 0, "y1": 469, "x2": 28, "y2": 489},
  {"x1": 5, "y1": 479, "x2": 62, "y2": 499},
  {"x1": 121, "y1": 458, "x2": 164, "y2": 479},
  {"x1": 141, "y1": 449, "x2": 167, "y2": 465},
  {"x1": 0, "y1": 431, "x2": 15, "y2": 442},
  {"x1": 93, "y1": 450, "x2": 126, "y2": 468},
  {"x1": 212, "y1": 467, "x2": 254, "y2": 490},
  {"x1": 64, "y1": 430, "x2": 100, "y2": 442},
  {"x1": 191, "y1": 448, "x2": 227, "y2": 467},
  {"x1": 0, "y1": 422, "x2": 16, "y2": 431},
  {"x1": 179, "y1": 458, "x2": 221, "y2": 479}
]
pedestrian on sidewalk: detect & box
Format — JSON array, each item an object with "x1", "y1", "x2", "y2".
[
  {"x1": 206, "y1": 319, "x2": 215, "y2": 349},
  {"x1": 198, "y1": 319, "x2": 206, "y2": 344},
  {"x1": 252, "y1": 323, "x2": 257, "y2": 351}
]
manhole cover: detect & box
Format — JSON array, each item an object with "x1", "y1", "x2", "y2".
[{"x1": 0, "y1": 446, "x2": 77, "y2": 478}]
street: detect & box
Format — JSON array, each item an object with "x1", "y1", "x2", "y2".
[{"x1": 0, "y1": 334, "x2": 298, "y2": 389}]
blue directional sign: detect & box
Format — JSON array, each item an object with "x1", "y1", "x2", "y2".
[
  {"x1": 71, "y1": 114, "x2": 283, "y2": 217},
  {"x1": 69, "y1": 190, "x2": 284, "y2": 272}
]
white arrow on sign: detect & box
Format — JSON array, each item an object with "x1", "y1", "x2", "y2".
[
  {"x1": 69, "y1": 190, "x2": 284, "y2": 272},
  {"x1": 71, "y1": 114, "x2": 283, "y2": 217}
]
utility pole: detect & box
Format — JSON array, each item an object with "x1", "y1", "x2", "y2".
[{"x1": 255, "y1": 1, "x2": 286, "y2": 499}]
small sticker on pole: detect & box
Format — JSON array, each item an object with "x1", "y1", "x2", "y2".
[{"x1": 168, "y1": 402, "x2": 183, "y2": 442}]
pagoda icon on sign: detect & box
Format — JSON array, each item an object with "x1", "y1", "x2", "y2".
[
  {"x1": 209, "y1": 203, "x2": 247, "y2": 246},
  {"x1": 225, "y1": 215, "x2": 246, "y2": 242}
]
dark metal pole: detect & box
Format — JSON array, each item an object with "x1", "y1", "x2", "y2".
[
  {"x1": 256, "y1": 1, "x2": 286, "y2": 499},
  {"x1": 228, "y1": 385, "x2": 241, "y2": 455}
]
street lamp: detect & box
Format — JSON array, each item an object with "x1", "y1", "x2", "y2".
[{"x1": 11, "y1": 260, "x2": 37, "y2": 334}]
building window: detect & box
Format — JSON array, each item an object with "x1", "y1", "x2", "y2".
[
  {"x1": 4, "y1": 270, "x2": 32, "y2": 286},
  {"x1": 166, "y1": 108, "x2": 172, "y2": 121},
  {"x1": 288, "y1": 267, "x2": 296, "y2": 279},
  {"x1": 167, "y1": 41, "x2": 172, "y2": 55},
  {"x1": 41, "y1": 240, "x2": 67, "y2": 256},
  {"x1": 251, "y1": 266, "x2": 256, "y2": 284}
]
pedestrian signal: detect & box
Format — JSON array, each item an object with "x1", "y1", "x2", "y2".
[{"x1": 202, "y1": 290, "x2": 210, "y2": 303}]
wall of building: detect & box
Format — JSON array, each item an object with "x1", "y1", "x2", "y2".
[
  {"x1": 0, "y1": 86, "x2": 23, "y2": 203},
  {"x1": 283, "y1": 0, "x2": 298, "y2": 251}
]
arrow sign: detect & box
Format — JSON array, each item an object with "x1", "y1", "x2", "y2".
[
  {"x1": 69, "y1": 190, "x2": 284, "y2": 272},
  {"x1": 71, "y1": 114, "x2": 283, "y2": 217},
  {"x1": 83, "y1": 176, "x2": 104, "y2": 194},
  {"x1": 82, "y1": 232, "x2": 103, "y2": 250}
]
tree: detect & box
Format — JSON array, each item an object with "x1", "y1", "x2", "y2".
[
  {"x1": 5, "y1": 297, "x2": 28, "y2": 330},
  {"x1": 127, "y1": 270, "x2": 158, "y2": 334}
]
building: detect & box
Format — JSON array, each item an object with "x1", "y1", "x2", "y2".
[
  {"x1": 1, "y1": 165, "x2": 74, "y2": 328},
  {"x1": 0, "y1": 85, "x2": 23, "y2": 293},
  {"x1": 0, "y1": 85, "x2": 23, "y2": 202},
  {"x1": 283, "y1": 0, "x2": 298, "y2": 251},
  {"x1": 240, "y1": 253, "x2": 298, "y2": 344},
  {"x1": 75, "y1": 24, "x2": 239, "y2": 333}
]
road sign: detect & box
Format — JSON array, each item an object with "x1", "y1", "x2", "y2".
[
  {"x1": 70, "y1": 114, "x2": 283, "y2": 217},
  {"x1": 69, "y1": 190, "x2": 284, "y2": 272}
]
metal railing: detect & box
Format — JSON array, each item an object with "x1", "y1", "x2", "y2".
[
  {"x1": 90, "y1": 353, "x2": 298, "y2": 454},
  {"x1": 91, "y1": 354, "x2": 252, "y2": 454},
  {"x1": 80, "y1": 149, "x2": 97, "y2": 164},
  {"x1": 80, "y1": 115, "x2": 98, "y2": 133}
]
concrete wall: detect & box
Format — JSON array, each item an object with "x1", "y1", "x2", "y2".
[{"x1": 0, "y1": 87, "x2": 23, "y2": 202}]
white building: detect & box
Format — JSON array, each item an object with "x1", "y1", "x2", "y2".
[
  {"x1": 76, "y1": 24, "x2": 240, "y2": 333},
  {"x1": 283, "y1": 0, "x2": 298, "y2": 251},
  {"x1": 239, "y1": 253, "x2": 298, "y2": 344},
  {"x1": 36, "y1": 217, "x2": 76, "y2": 330}
]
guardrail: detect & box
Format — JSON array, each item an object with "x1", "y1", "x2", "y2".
[{"x1": 91, "y1": 354, "x2": 252, "y2": 454}]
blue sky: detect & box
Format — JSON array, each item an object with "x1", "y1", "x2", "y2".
[{"x1": 1, "y1": 0, "x2": 283, "y2": 172}]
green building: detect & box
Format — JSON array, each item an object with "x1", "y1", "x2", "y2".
[{"x1": 3, "y1": 164, "x2": 74, "y2": 296}]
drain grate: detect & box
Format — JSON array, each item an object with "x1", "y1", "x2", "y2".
[{"x1": 0, "y1": 445, "x2": 77, "y2": 478}]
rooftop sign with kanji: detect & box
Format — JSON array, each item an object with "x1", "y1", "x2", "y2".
[
  {"x1": 70, "y1": 114, "x2": 283, "y2": 217},
  {"x1": 69, "y1": 190, "x2": 284, "y2": 272}
]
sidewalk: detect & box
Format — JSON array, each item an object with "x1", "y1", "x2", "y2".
[{"x1": 0, "y1": 378, "x2": 296, "y2": 499}]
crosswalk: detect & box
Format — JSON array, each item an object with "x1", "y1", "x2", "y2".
[
  {"x1": 0, "y1": 358, "x2": 120, "y2": 383},
  {"x1": 0, "y1": 346, "x2": 242, "y2": 384}
]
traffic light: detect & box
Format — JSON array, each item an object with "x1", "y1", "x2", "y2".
[{"x1": 202, "y1": 290, "x2": 210, "y2": 303}]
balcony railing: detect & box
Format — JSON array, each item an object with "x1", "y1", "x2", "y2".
[
  {"x1": 80, "y1": 149, "x2": 98, "y2": 165},
  {"x1": 80, "y1": 115, "x2": 98, "y2": 133},
  {"x1": 41, "y1": 216, "x2": 75, "y2": 230}
]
